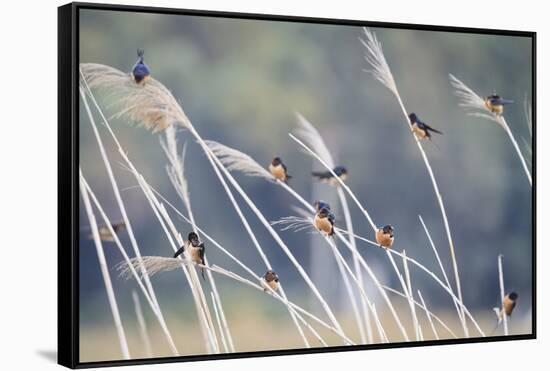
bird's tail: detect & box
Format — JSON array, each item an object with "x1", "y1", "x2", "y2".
[
  {"x1": 200, "y1": 268, "x2": 206, "y2": 281},
  {"x1": 501, "y1": 99, "x2": 514, "y2": 105},
  {"x1": 173, "y1": 246, "x2": 184, "y2": 259},
  {"x1": 429, "y1": 127, "x2": 443, "y2": 135},
  {"x1": 312, "y1": 171, "x2": 327, "y2": 179}
]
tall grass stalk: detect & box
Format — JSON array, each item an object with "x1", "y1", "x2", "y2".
[
  {"x1": 418, "y1": 215, "x2": 463, "y2": 326},
  {"x1": 79, "y1": 87, "x2": 180, "y2": 355},
  {"x1": 132, "y1": 290, "x2": 153, "y2": 357},
  {"x1": 133, "y1": 180, "x2": 341, "y2": 346},
  {"x1": 161, "y1": 127, "x2": 235, "y2": 352},
  {"x1": 79, "y1": 170, "x2": 131, "y2": 359},
  {"x1": 196, "y1": 142, "x2": 310, "y2": 347},
  {"x1": 81, "y1": 173, "x2": 179, "y2": 354},
  {"x1": 497, "y1": 254, "x2": 508, "y2": 335},
  {"x1": 199, "y1": 141, "x2": 348, "y2": 343},
  {"x1": 210, "y1": 292, "x2": 229, "y2": 353},
  {"x1": 361, "y1": 28, "x2": 468, "y2": 336},
  {"x1": 402, "y1": 250, "x2": 421, "y2": 340},
  {"x1": 449, "y1": 74, "x2": 531, "y2": 186},
  {"x1": 80, "y1": 81, "x2": 217, "y2": 354},
  {"x1": 295, "y1": 113, "x2": 371, "y2": 342},
  {"x1": 417, "y1": 290, "x2": 439, "y2": 340},
  {"x1": 339, "y1": 229, "x2": 485, "y2": 336},
  {"x1": 383, "y1": 286, "x2": 457, "y2": 338}
]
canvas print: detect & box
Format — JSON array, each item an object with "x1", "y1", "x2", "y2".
[{"x1": 77, "y1": 6, "x2": 533, "y2": 364}]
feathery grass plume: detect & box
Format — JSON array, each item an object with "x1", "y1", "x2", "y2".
[
  {"x1": 294, "y1": 113, "x2": 336, "y2": 168},
  {"x1": 80, "y1": 63, "x2": 190, "y2": 132},
  {"x1": 359, "y1": 29, "x2": 398, "y2": 96},
  {"x1": 132, "y1": 290, "x2": 153, "y2": 358},
  {"x1": 204, "y1": 140, "x2": 276, "y2": 182},
  {"x1": 383, "y1": 286, "x2": 457, "y2": 339},
  {"x1": 449, "y1": 74, "x2": 532, "y2": 185},
  {"x1": 80, "y1": 170, "x2": 131, "y2": 359},
  {"x1": 449, "y1": 74, "x2": 501, "y2": 125},
  {"x1": 362, "y1": 28, "x2": 469, "y2": 336},
  {"x1": 417, "y1": 290, "x2": 440, "y2": 340}
]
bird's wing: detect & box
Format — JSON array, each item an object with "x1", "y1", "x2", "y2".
[
  {"x1": 173, "y1": 246, "x2": 185, "y2": 259},
  {"x1": 425, "y1": 124, "x2": 443, "y2": 134},
  {"x1": 198, "y1": 243, "x2": 205, "y2": 265}
]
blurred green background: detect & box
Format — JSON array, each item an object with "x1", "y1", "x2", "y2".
[{"x1": 78, "y1": 8, "x2": 533, "y2": 362}]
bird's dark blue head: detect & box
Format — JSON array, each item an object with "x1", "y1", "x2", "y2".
[
  {"x1": 382, "y1": 225, "x2": 394, "y2": 235},
  {"x1": 409, "y1": 113, "x2": 418, "y2": 124},
  {"x1": 188, "y1": 232, "x2": 199, "y2": 246},
  {"x1": 318, "y1": 207, "x2": 331, "y2": 218},
  {"x1": 272, "y1": 157, "x2": 282, "y2": 166},
  {"x1": 508, "y1": 292, "x2": 518, "y2": 301},
  {"x1": 334, "y1": 166, "x2": 348, "y2": 176},
  {"x1": 314, "y1": 200, "x2": 331, "y2": 211}
]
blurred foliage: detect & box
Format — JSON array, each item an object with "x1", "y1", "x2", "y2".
[{"x1": 78, "y1": 9, "x2": 532, "y2": 359}]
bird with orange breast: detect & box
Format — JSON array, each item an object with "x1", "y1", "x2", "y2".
[
  {"x1": 269, "y1": 157, "x2": 292, "y2": 183},
  {"x1": 485, "y1": 94, "x2": 513, "y2": 115},
  {"x1": 262, "y1": 270, "x2": 280, "y2": 293},
  {"x1": 314, "y1": 207, "x2": 335, "y2": 237},
  {"x1": 493, "y1": 291, "x2": 519, "y2": 324},
  {"x1": 376, "y1": 225, "x2": 394, "y2": 249}
]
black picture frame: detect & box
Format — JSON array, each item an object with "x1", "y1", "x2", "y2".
[{"x1": 58, "y1": 2, "x2": 536, "y2": 369}]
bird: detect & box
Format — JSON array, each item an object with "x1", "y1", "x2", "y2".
[
  {"x1": 131, "y1": 49, "x2": 151, "y2": 85},
  {"x1": 312, "y1": 166, "x2": 348, "y2": 186},
  {"x1": 409, "y1": 113, "x2": 443, "y2": 140},
  {"x1": 269, "y1": 157, "x2": 292, "y2": 183},
  {"x1": 485, "y1": 94, "x2": 514, "y2": 115},
  {"x1": 493, "y1": 292, "x2": 518, "y2": 324},
  {"x1": 262, "y1": 270, "x2": 280, "y2": 292},
  {"x1": 376, "y1": 225, "x2": 394, "y2": 249},
  {"x1": 173, "y1": 232, "x2": 206, "y2": 280},
  {"x1": 314, "y1": 207, "x2": 335, "y2": 237},
  {"x1": 88, "y1": 221, "x2": 126, "y2": 242}
]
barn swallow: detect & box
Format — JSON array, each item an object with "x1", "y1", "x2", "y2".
[
  {"x1": 262, "y1": 270, "x2": 280, "y2": 292},
  {"x1": 375, "y1": 225, "x2": 394, "y2": 249},
  {"x1": 131, "y1": 49, "x2": 151, "y2": 85},
  {"x1": 312, "y1": 166, "x2": 348, "y2": 186},
  {"x1": 269, "y1": 157, "x2": 292, "y2": 183},
  {"x1": 493, "y1": 291, "x2": 518, "y2": 324},
  {"x1": 173, "y1": 232, "x2": 206, "y2": 280},
  {"x1": 485, "y1": 94, "x2": 514, "y2": 115},
  {"x1": 314, "y1": 207, "x2": 335, "y2": 237},
  {"x1": 88, "y1": 221, "x2": 126, "y2": 242},
  {"x1": 409, "y1": 113, "x2": 442, "y2": 140}
]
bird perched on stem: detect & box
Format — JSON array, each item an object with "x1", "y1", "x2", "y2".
[
  {"x1": 312, "y1": 166, "x2": 348, "y2": 186},
  {"x1": 262, "y1": 270, "x2": 280, "y2": 292},
  {"x1": 493, "y1": 292, "x2": 518, "y2": 324},
  {"x1": 409, "y1": 113, "x2": 443, "y2": 141},
  {"x1": 131, "y1": 49, "x2": 151, "y2": 85},
  {"x1": 269, "y1": 157, "x2": 292, "y2": 183},
  {"x1": 173, "y1": 232, "x2": 206, "y2": 280},
  {"x1": 376, "y1": 225, "x2": 394, "y2": 249},
  {"x1": 88, "y1": 221, "x2": 126, "y2": 242},
  {"x1": 485, "y1": 94, "x2": 513, "y2": 115},
  {"x1": 314, "y1": 207, "x2": 335, "y2": 237}
]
